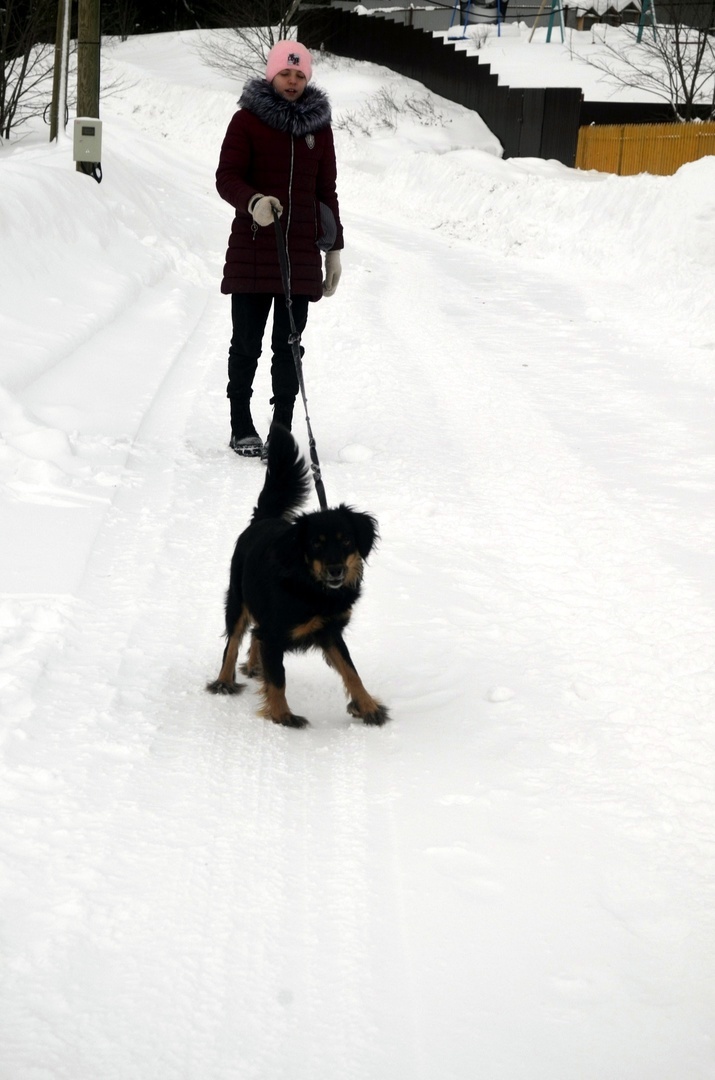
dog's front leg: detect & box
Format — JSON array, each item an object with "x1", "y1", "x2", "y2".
[
  {"x1": 259, "y1": 639, "x2": 309, "y2": 728},
  {"x1": 323, "y1": 637, "x2": 390, "y2": 726},
  {"x1": 206, "y1": 607, "x2": 250, "y2": 695}
]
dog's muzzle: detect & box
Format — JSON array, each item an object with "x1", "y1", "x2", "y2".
[{"x1": 323, "y1": 566, "x2": 346, "y2": 589}]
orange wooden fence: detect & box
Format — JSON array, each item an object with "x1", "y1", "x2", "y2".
[{"x1": 575, "y1": 121, "x2": 715, "y2": 175}]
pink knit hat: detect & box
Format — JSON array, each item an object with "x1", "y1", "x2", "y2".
[{"x1": 265, "y1": 40, "x2": 313, "y2": 84}]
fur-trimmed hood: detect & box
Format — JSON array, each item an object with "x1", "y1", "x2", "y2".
[{"x1": 238, "y1": 78, "x2": 332, "y2": 137}]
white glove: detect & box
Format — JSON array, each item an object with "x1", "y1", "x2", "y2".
[
  {"x1": 323, "y1": 250, "x2": 342, "y2": 297},
  {"x1": 249, "y1": 194, "x2": 283, "y2": 227}
]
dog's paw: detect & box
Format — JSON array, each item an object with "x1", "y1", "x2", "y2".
[
  {"x1": 239, "y1": 662, "x2": 262, "y2": 679},
  {"x1": 348, "y1": 700, "x2": 390, "y2": 726},
  {"x1": 271, "y1": 712, "x2": 310, "y2": 729},
  {"x1": 206, "y1": 679, "x2": 245, "y2": 696},
  {"x1": 363, "y1": 704, "x2": 390, "y2": 726}
]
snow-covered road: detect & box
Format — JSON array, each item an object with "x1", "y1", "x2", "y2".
[{"x1": 2, "y1": 30, "x2": 714, "y2": 1080}]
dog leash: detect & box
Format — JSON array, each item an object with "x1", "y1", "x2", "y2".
[{"x1": 272, "y1": 207, "x2": 328, "y2": 512}]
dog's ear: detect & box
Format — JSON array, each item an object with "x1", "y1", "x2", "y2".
[{"x1": 342, "y1": 506, "x2": 378, "y2": 559}]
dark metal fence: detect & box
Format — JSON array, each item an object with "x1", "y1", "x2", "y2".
[
  {"x1": 580, "y1": 100, "x2": 713, "y2": 124},
  {"x1": 298, "y1": 7, "x2": 583, "y2": 165},
  {"x1": 297, "y1": 7, "x2": 714, "y2": 166}
]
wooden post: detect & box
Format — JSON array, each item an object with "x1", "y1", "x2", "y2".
[
  {"x1": 77, "y1": 0, "x2": 101, "y2": 120},
  {"x1": 528, "y1": 0, "x2": 549, "y2": 41},
  {"x1": 50, "y1": 0, "x2": 71, "y2": 141}
]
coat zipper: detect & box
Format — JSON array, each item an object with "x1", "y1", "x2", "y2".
[{"x1": 283, "y1": 137, "x2": 295, "y2": 293}]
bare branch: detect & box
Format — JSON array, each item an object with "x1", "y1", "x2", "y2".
[
  {"x1": 193, "y1": 0, "x2": 312, "y2": 81},
  {"x1": 571, "y1": 8, "x2": 715, "y2": 121},
  {"x1": 0, "y1": 0, "x2": 58, "y2": 139}
]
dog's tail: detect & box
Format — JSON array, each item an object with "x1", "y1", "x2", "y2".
[{"x1": 252, "y1": 424, "x2": 312, "y2": 522}]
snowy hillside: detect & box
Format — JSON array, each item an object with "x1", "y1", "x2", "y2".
[{"x1": 1, "y1": 28, "x2": 714, "y2": 1080}]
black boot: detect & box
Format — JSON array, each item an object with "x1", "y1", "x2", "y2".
[
  {"x1": 260, "y1": 397, "x2": 296, "y2": 463},
  {"x1": 229, "y1": 396, "x2": 263, "y2": 458},
  {"x1": 271, "y1": 396, "x2": 295, "y2": 431}
]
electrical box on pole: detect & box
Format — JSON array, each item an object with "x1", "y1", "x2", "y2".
[{"x1": 73, "y1": 118, "x2": 102, "y2": 164}]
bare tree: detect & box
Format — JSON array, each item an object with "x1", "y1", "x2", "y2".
[
  {"x1": 196, "y1": 0, "x2": 302, "y2": 81},
  {"x1": 102, "y1": 0, "x2": 141, "y2": 41},
  {"x1": 0, "y1": 0, "x2": 59, "y2": 140},
  {"x1": 573, "y1": 2, "x2": 715, "y2": 120}
]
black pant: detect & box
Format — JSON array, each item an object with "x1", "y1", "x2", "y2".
[{"x1": 227, "y1": 293, "x2": 310, "y2": 404}]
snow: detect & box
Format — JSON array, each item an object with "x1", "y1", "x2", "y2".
[
  {"x1": 2, "y1": 27, "x2": 715, "y2": 1080},
  {"x1": 440, "y1": 20, "x2": 702, "y2": 101}
]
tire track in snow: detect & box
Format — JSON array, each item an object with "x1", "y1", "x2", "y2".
[
  {"x1": 316, "y1": 213, "x2": 715, "y2": 850},
  {"x1": 1, "y1": 282, "x2": 418, "y2": 1078},
  {"x1": 304, "y1": 210, "x2": 715, "y2": 1077},
  {"x1": 4, "y1": 158, "x2": 715, "y2": 1079}
]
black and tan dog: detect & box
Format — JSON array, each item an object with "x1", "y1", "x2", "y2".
[{"x1": 206, "y1": 425, "x2": 389, "y2": 728}]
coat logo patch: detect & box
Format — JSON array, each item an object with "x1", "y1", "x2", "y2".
[{"x1": 305, "y1": 134, "x2": 315, "y2": 150}]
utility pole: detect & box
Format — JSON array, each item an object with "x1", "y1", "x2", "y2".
[
  {"x1": 77, "y1": 0, "x2": 101, "y2": 120},
  {"x1": 50, "y1": 0, "x2": 71, "y2": 141}
]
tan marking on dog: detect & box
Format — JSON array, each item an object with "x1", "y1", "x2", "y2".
[
  {"x1": 309, "y1": 553, "x2": 364, "y2": 587},
  {"x1": 291, "y1": 615, "x2": 326, "y2": 641},
  {"x1": 257, "y1": 679, "x2": 309, "y2": 726},
  {"x1": 259, "y1": 682, "x2": 289, "y2": 718},
  {"x1": 245, "y1": 635, "x2": 262, "y2": 676},
  {"x1": 214, "y1": 606, "x2": 250, "y2": 688},
  {"x1": 343, "y1": 553, "x2": 364, "y2": 588},
  {"x1": 322, "y1": 643, "x2": 380, "y2": 717}
]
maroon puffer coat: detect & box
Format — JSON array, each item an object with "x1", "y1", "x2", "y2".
[{"x1": 216, "y1": 79, "x2": 343, "y2": 302}]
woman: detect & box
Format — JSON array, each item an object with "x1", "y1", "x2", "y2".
[{"x1": 216, "y1": 40, "x2": 344, "y2": 457}]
